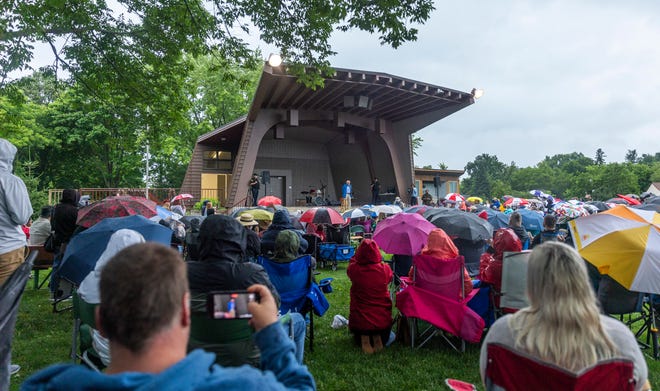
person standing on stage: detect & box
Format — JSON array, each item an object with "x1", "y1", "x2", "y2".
[{"x1": 249, "y1": 173, "x2": 260, "y2": 206}]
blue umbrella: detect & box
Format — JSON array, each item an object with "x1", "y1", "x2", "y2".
[
  {"x1": 59, "y1": 215, "x2": 173, "y2": 285},
  {"x1": 156, "y1": 205, "x2": 173, "y2": 219},
  {"x1": 516, "y1": 208, "x2": 544, "y2": 233},
  {"x1": 477, "y1": 207, "x2": 510, "y2": 229}
]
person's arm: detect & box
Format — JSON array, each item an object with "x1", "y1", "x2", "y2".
[
  {"x1": 248, "y1": 284, "x2": 316, "y2": 391},
  {"x1": 8, "y1": 177, "x2": 33, "y2": 225}
]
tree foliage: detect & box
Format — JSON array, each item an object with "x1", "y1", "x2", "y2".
[{"x1": 2, "y1": 0, "x2": 434, "y2": 92}]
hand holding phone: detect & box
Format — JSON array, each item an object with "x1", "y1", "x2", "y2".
[
  {"x1": 246, "y1": 284, "x2": 279, "y2": 332},
  {"x1": 207, "y1": 291, "x2": 259, "y2": 320}
]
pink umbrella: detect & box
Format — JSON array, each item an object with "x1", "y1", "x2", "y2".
[
  {"x1": 373, "y1": 213, "x2": 437, "y2": 255},
  {"x1": 171, "y1": 193, "x2": 193, "y2": 203}
]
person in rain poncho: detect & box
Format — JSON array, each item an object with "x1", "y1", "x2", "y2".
[{"x1": 347, "y1": 239, "x2": 394, "y2": 354}]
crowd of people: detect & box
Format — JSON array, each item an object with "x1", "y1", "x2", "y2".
[{"x1": 1, "y1": 136, "x2": 655, "y2": 390}]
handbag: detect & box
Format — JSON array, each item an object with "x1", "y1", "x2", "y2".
[{"x1": 44, "y1": 233, "x2": 57, "y2": 253}]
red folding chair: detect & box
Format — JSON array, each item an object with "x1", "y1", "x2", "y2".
[{"x1": 485, "y1": 343, "x2": 635, "y2": 391}]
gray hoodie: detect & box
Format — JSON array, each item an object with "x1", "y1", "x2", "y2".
[{"x1": 0, "y1": 139, "x2": 33, "y2": 254}]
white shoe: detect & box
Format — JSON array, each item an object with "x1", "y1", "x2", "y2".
[{"x1": 10, "y1": 364, "x2": 20, "y2": 375}]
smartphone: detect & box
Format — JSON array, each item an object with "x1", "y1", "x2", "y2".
[{"x1": 207, "y1": 291, "x2": 259, "y2": 320}]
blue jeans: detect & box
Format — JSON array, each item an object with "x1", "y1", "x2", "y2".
[{"x1": 281, "y1": 313, "x2": 306, "y2": 364}]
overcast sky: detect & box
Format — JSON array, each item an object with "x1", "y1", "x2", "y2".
[
  {"x1": 327, "y1": 0, "x2": 660, "y2": 170},
  {"x1": 18, "y1": 0, "x2": 660, "y2": 171}
]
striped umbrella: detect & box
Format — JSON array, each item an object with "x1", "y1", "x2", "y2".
[
  {"x1": 569, "y1": 205, "x2": 660, "y2": 294},
  {"x1": 300, "y1": 207, "x2": 345, "y2": 225}
]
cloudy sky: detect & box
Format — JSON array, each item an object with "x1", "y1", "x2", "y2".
[
  {"x1": 326, "y1": 0, "x2": 660, "y2": 170},
  {"x1": 19, "y1": 0, "x2": 660, "y2": 171}
]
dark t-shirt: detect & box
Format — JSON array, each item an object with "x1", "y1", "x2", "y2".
[
  {"x1": 249, "y1": 177, "x2": 260, "y2": 190},
  {"x1": 371, "y1": 181, "x2": 380, "y2": 193}
]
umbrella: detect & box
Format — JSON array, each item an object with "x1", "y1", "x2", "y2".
[
  {"x1": 616, "y1": 194, "x2": 641, "y2": 206},
  {"x1": 342, "y1": 208, "x2": 366, "y2": 220},
  {"x1": 553, "y1": 202, "x2": 590, "y2": 223},
  {"x1": 633, "y1": 203, "x2": 660, "y2": 212},
  {"x1": 529, "y1": 189, "x2": 549, "y2": 198},
  {"x1": 76, "y1": 196, "x2": 158, "y2": 228},
  {"x1": 423, "y1": 208, "x2": 493, "y2": 242},
  {"x1": 503, "y1": 197, "x2": 529, "y2": 207},
  {"x1": 258, "y1": 195, "x2": 282, "y2": 207},
  {"x1": 516, "y1": 208, "x2": 544, "y2": 232},
  {"x1": 476, "y1": 207, "x2": 510, "y2": 229},
  {"x1": 605, "y1": 197, "x2": 630, "y2": 205},
  {"x1": 238, "y1": 208, "x2": 274, "y2": 221},
  {"x1": 359, "y1": 205, "x2": 378, "y2": 218},
  {"x1": 373, "y1": 213, "x2": 436, "y2": 255},
  {"x1": 587, "y1": 201, "x2": 610, "y2": 212},
  {"x1": 300, "y1": 207, "x2": 345, "y2": 225},
  {"x1": 445, "y1": 193, "x2": 465, "y2": 203},
  {"x1": 59, "y1": 215, "x2": 173, "y2": 285},
  {"x1": 171, "y1": 193, "x2": 193, "y2": 203},
  {"x1": 569, "y1": 205, "x2": 660, "y2": 294},
  {"x1": 372, "y1": 204, "x2": 403, "y2": 215},
  {"x1": 466, "y1": 196, "x2": 483, "y2": 204},
  {"x1": 404, "y1": 205, "x2": 430, "y2": 215},
  {"x1": 645, "y1": 196, "x2": 660, "y2": 206}
]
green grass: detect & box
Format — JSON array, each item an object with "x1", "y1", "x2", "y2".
[{"x1": 9, "y1": 265, "x2": 660, "y2": 390}]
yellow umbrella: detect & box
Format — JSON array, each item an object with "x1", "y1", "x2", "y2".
[
  {"x1": 466, "y1": 196, "x2": 483, "y2": 204},
  {"x1": 569, "y1": 205, "x2": 660, "y2": 294},
  {"x1": 239, "y1": 208, "x2": 274, "y2": 221}
]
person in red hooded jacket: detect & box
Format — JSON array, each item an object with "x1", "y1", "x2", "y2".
[
  {"x1": 479, "y1": 228, "x2": 522, "y2": 298},
  {"x1": 347, "y1": 239, "x2": 393, "y2": 354},
  {"x1": 415, "y1": 228, "x2": 473, "y2": 298}
]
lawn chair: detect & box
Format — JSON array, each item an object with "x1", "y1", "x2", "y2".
[
  {"x1": 258, "y1": 255, "x2": 327, "y2": 352},
  {"x1": 597, "y1": 276, "x2": 659, "y2": 360},
  {"x1": 0, "y1": 249, "x2": 36, "y2": 390},
  {"x1": 498, "y1": 251, "x2": 530, "y2": 314},
  {"x1": 188, "y1": 293, "x2": 260, "y2": 367},
  {"x1": 484, "y1": 343, "x2": 635, "y2": 391},
  {"x1": 70, "y1": 290, "x2": 105, "y2": 371},
  {"x1": 396, "y1": 254, "x2": 484, "y2": 351}
]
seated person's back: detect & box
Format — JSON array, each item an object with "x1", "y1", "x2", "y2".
[
  {"x1": 479, "y1": 242, "x2": 649, "y2": 391},
  {"x1": 187, "y1": 215, "x2": 279, "y2": 367}
]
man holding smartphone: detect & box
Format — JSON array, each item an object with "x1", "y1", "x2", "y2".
[{"x1": 22, "y1": 243, "x2": 316, "y2": 390}]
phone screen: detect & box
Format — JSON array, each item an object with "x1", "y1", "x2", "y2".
[{"x1": 207, "y1": 291, "x2": 257, "y2": 319}]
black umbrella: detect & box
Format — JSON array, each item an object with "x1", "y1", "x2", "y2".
[
  {"x1": 423, "y1": 208, "x2": 494, "y2": 241},
  {"x1": 587, "y1": 201, "x2": 610, "y2": 212}
]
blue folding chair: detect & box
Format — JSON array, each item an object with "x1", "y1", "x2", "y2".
[{"x1": 258, "y1": 255, "x2": 324, "y2": 351}]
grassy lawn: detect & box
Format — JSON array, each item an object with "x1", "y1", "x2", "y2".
[{"x1": 9, "y1": 264, "x2": 660, "y2": 390}]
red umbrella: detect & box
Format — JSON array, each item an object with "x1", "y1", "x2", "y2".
[
  {"x1": 616, "y1": 194, "x2": 641, "y2": 206},
  {"x1": 503, "y1": 197, "x2": 529, "y2": 207},
  {"x1": 171, "y1": 193, "x2": 193, "y2": 203},
  {"x1": 373, "y1": 213, "x2": 436, "y2": 255},
  {"x1": 258, "y1": 196, "x2": 282, "y2": 207},
  {"x1": 77, "y1": 196, "x2": 158, "y2": 228},
  {"x1": 445, "y1": 193, "x2": 465, "y2": 202},
  {"x1": 299, "y1": 207, "x2": 345, "y2": 225}
]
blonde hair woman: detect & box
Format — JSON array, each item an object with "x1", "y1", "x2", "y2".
[{"x1": 479, "y1": 242, "x2": 649, "y2": 390}]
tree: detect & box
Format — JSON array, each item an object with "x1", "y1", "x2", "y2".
[
  {"x1": 411, "y1": 135, "x2": 423, "y2": 157},
  {"x1": 461, "y1": 154, "x2": 507, "y2": 198},
  {"x1": 595, "y1": 148, "x2": 606, "y2": 165},
  {"x1": 625, "y1": 149, "x2": 638, "y2": 164},
  {"x1": 2, "y1": 0, "x2": 435, "y2": 94},
  {"x1": 437, "y1": 162, "x2": 448, "y2": 170}
]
